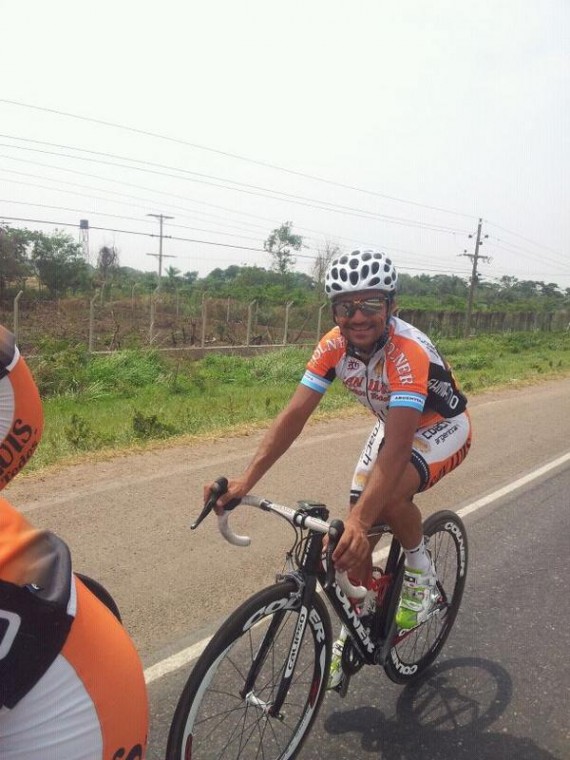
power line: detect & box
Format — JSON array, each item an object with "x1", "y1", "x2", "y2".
[
  {"x1": 0, "y1": 167, "x2": 277, "y2": 236},
  {"x1": 0, "y1": 214, "x2": 475, "y2": 275},
  {"x1": 1, "y1": 156, "x2": 481, "y2": 252},
  {"x1": 2, "y1": 102, "x2": 564, "y2": 271},
  {"x1": 0, "y1": 140, "x2": 472, "y2": 235},
  {"x1": 0, "y1": 197, "x2": 264, "y2": 243},
  {"x1": 488, "y1": 237, "x2": 569, "y2": 271},
  {"x1": 0, "y1": 177, "x2": 477, "y2": 269},
  {"x1": 0, "y1": 99, "x2": 477, "y2": 219},
  {"x1": 485, "y1": 218, "x2": 565, "y2": 259}
]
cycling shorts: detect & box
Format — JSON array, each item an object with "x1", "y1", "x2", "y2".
[
  {"x1": 350, "y1": 411, "x2": 472, "y2": 502},
  {"x1": 0, "y1": 575, "x2": 149, "y2": 759},
  {"x1": 0, "y1": 328, "x2": 44, "y2": 490}
]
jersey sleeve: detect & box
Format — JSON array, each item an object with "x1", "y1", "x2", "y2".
[
  {"x1": 386, "y1": 337, "x2": 429, "y2": 413},
  {"x1": 300, "y1": 328, "x2": 344, "y2": 395}
]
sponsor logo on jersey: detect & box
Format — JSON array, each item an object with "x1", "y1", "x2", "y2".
[
  {"x1": 385, "y1": 342, "x2": 414, "y2": 384},
  {"x1": 427, "y1": 378, "x2": 462, "y2": 410},
  {"x1": 420, "y1": 420, "x2": 449, "y2": 440},
  {"x1": 0, "y1": 419, "x2": 37, "y2": 487}
]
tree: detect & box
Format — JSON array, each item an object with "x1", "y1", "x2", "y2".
[
  {"x1": 312, "y1": 239, "x2": 343, "y2": 292},
  {"x1": 165, "y1": 265, "x2": 181, "y2": 293},
  {"x1": 97, "y1": 245, "x2": 120, "y2": 302},
  {"x1": 264, "y1": 221, "x2": 303, "y2": 276},
  {"x1": 0, "y1": 225, "x2": 33, "y2": 299},
  {"x1": 31, "y1": 230, "x2": 89, "y2": 297},
  {"x1": 183, "y1": 271, "x2": 199, "y2": 285}
]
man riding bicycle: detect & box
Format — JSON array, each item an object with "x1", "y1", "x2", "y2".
[{"x1": 206, "y1": 249, "x2": 471, "y2": 689}]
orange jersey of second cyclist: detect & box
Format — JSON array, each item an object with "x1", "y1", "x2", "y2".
[
  {"x1": 0, "y1": 325, "x2": 44, "y2": 491},
  {"x1": 302, "y1": 316, "x2": 467, "y2": 427}
]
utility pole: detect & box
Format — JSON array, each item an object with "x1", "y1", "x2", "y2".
[
  {"x1": 146, "y1": 213, "x2": 175, "y2": 291},
  {"x1": 460, "y1": 218, "x2": 490, "y2": 337}
]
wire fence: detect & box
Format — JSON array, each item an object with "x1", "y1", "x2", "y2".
[{"x1": 1, "y1": 292, "x2": 568, "y2": 356}]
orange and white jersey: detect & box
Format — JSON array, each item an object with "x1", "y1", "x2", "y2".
[
  {"x1": 0, "y1": 325, "x2": 44, "y2": 491},
  {"x1": 302, "y1": 317, "x2": 467, "y2": 427},
  {"x1": 0, "y1": 498, "x2": 148, "y2": 758}
]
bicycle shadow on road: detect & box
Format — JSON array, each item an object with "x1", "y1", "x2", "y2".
[{"x1": 323, "y1": 657, "x2": 561, "y2": 760}]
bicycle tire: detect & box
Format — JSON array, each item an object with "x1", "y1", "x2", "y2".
[
  {"x1": 166, "y1": 580, "x2": 332, "y2": 760},
  {"x1": 384, "y1": 510, "x2": 468, "y2": 684}
]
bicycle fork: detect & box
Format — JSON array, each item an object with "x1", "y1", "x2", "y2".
[{"x1": 239, "y1": 533, "x2": 324, "y2": 720}]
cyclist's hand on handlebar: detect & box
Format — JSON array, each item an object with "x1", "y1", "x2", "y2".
[
  {"x1": 203, "y1": 477, "x2": 249, "y2": 514},
  {"x1": 331, "y1": 516, "x2": 370, "y2": 575}
]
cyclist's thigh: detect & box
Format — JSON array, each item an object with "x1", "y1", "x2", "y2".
[
  {"x1": 412, "y1": 411, "x2": 472, "y2": 492},
  {"x1": 0, "y1": 578, "x2": 148, "y2": 759},
  {"x1": 350, "y1": 418, "x2": 384, "y2": 503}
]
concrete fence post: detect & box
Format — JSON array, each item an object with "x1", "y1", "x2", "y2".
[
  {"x1": 246, "y1": 300, "x2": 257, "y2": 346},
  {"x1": 317, "y1": 303, "x2": 327, "y2": 341},
  {"x1": 149, "y1": 287, "x2": 159, "y2": 345},
  {"x1": 283, "y1": 302, "x2": 293, "y2": 345},
  {"x1": 89, "y1": 292, "x2": 99, "y2": 352},
  {"x1": 201, "y1": 296, "x2": 208, "y2": 347},
  {"x1": 13, "y1": 291, "x2": 23, "y2": 344}
]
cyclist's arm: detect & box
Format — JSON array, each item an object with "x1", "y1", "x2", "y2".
[{"x1": 211, "y1": 383, "x2": 323, "y2": 509}]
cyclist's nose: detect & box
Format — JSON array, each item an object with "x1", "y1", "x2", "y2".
[{"x1": 349, "y1": 306, "x2": 369, "y2": 320}]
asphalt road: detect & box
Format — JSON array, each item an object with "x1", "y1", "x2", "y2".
[
  {"x1": 146, "y1": 460, "x2": 570, "y2": 760},
  {"x1": 5, "y1": 376, "x2": 570, "y2": 758}
]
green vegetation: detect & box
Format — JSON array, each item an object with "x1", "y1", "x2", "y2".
[
  {"x1": 23, "y1": 331, "x2": 569, "y2": 474},
  {"x1": 1, "y1": 223, "x2": 568, "y2": 313}
]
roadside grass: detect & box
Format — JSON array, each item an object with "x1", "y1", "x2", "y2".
[{"x1": 25, "y1": 331, "x2": 569, "y2": 473}]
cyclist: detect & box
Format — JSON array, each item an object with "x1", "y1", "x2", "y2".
[
  {"x1": 0, "y1": 324, "x2": 148, "y2": 759},
  {"x1": 205, "y1": 249, "x2": 471, "y2": 688}
]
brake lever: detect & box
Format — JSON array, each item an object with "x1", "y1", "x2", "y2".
[
  {"x1": 191, "y1": 476, "x2": 228, "y2": 530},
  {"x1": 323, "y1": 518, "x2": 344, "y2": 589}
]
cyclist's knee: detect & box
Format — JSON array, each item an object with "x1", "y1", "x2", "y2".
[{"x1": 379, "y1": 495, "x2": 420, "y2": 526}]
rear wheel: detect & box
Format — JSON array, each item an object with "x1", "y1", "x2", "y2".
[
  {"x1": 166, "y1": 580, "x2": 332, "y2": 760},
  {"x1": 384, "y1": 510, "x2": 468, "y2": 684}
]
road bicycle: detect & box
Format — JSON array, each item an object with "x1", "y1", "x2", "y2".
[{"x1": 166, "y1": 477, "x2": 469, "y2": 760}]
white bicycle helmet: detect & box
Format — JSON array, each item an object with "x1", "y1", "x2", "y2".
[{"x1": 324, "y1": 249, "x2": 397, "y2": 298}]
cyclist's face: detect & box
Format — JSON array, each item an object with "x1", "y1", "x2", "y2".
[{"x1": 332, "y1": 289, "x2": 391, "y2": 351}]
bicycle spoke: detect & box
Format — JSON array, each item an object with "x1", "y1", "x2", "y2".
[
  {"x1": 167, "y1": 581, "x2": 330, "y2": 759},
  {"x1": 385, "y1": 512, "x2": 468, "y2": 684}
]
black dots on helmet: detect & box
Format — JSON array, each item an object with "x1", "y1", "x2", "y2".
[{"x1": 324, "y1": 248, "x2": 397, "y2": 297}]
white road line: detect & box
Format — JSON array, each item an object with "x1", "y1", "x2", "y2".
[
  {"x1": 143, "y1": 451, "x2": 570, "y2": 685},
  {"x1": 456, "y1": 451, "x2": 570, "y2": 520}
]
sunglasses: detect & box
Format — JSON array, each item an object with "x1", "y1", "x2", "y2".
[{"x1": 332, "y1": 297, "x2": 389, "y2": 319}]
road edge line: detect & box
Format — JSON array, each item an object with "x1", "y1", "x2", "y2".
[{"x1": 144, "y1": 451, "x2": 570, "y2": 685}]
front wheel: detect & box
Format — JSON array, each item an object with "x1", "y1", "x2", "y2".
[
  {"x1": 166, "y1": 580, "x2": 332, "y2": 760},
  {"x1": 384, "y1": 510, "x2": 468, "y2": 684}
]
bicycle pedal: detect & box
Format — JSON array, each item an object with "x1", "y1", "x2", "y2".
[
  {"x1": 336, "y1": 673, "x2": 350, "y2": 698},
  {"x1": 330, "y1": 673, "x2": 350, "y2": 699}
]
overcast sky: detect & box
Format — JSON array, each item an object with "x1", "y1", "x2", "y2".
[{"x1": 1, "y1": 0, "x2": 568, "y2": 289}]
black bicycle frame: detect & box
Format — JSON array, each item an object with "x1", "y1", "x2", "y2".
[
  {"x1": 237, "y1": 511, "x2": 404, "y2": 717},
  {"x1": 318, "y1": 528, "x2": 404, "y2": 667}
]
